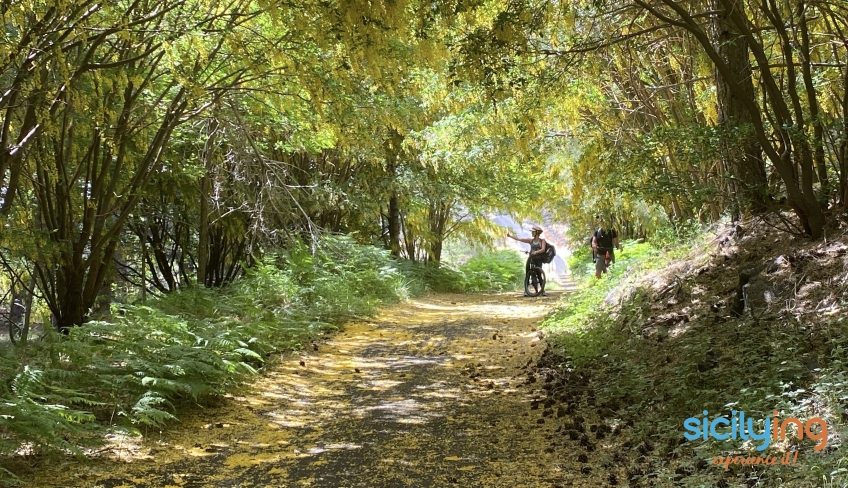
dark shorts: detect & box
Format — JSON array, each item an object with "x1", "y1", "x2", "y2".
[{"x1": 595, "y1": 249, "x2": 615, "y2": 273}]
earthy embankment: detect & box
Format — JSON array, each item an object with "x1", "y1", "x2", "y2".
[{"x1": 18, "y1": 292, "x2": 586, "y2": 488}]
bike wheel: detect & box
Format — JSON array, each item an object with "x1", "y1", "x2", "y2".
[{"x1": 525, "y1": 268, "x2": 545, "y2": 297}]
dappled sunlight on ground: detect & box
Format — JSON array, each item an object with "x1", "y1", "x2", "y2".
[{"x1": 19, "y1": 292, "x2": 574, "y2": 487}]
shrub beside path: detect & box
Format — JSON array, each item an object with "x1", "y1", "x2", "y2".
[{"x1": 20, "y1": 292, "x2": 582, "y2": 487}]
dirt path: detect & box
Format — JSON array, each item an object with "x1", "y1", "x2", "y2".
[{"x1": 19, "y1": 293, "x2": 573, "y2": 488}]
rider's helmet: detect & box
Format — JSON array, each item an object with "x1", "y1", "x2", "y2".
[{"x1": 531, "y1": 225, "x2": 543, "y2": 234}]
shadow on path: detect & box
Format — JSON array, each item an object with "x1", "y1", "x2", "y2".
[{"x1": 21, "y1": 293, "x2": 575, "y2": 488}]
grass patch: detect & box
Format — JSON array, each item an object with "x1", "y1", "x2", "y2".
[
  {"x1": 542, "y1": 227, "x2": 848, "y2": 487},
  {"x1": 457, "y1": 249, "x2": 524, "y2": 292},
  {"x1": 0, "y1": 237, "x2": 527, "y2": 483},
  {"x1": 396, "y1": 249, "x2": 523, "y2": 294},
  {"x1": 0, "y1": 235, "x2": 416, "y2": 482}
]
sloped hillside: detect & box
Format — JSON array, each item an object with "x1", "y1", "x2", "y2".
[{"x1": 535, "y1": 220, "x2": 848, "y2": 487}]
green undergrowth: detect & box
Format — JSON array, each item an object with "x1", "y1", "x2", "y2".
[
  {"x1": 553, "y1": 240, "x2": 663, "y2": 362},
  {"x1": 543, "y1": 229, "x2": 848, "y2": 487},
  {"x1": 548, "y1": 231, "x2": 713, "y2": 368},
  {"x1": 396, "y1": 249, "x2": 523, "y2": 294},
  {"x1": 0, "y1": 236, "x2": 518, "y2": 481}
]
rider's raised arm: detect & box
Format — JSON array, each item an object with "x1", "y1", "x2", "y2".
[{"x1": 506, "y1": 232, "x2": 533, "y2": 244}]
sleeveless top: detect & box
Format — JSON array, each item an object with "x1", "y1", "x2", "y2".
[{"x1": 530, "y1": 238, "x2": 543, "y2": 253}]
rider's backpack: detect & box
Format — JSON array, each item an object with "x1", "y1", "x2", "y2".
[
  {"x1": 541, "y1": 242, "x2": 556, "y2": 264},
  {"x1": 589, "y1": 229, "x2": 599, "y2": 261}
]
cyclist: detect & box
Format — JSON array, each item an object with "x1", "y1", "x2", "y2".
[
  {"x1": 591, "y1": 215, "x2": 621, "y2": 279},
  {"x1": 507, "y1": 225, "x2": 547, "y2": 296}
]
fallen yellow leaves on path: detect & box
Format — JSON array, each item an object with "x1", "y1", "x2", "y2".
[{"x1": 20, "y1": 293, "x2": 576, "y2": 487}]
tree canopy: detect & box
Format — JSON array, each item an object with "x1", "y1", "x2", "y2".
[{"x1": 2, "y1": 0, "x2": 847, "y2": 329}]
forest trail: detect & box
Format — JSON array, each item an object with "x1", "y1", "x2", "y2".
[{"x1": 21, "y1": 292, "x2": 575, "y2": 488}]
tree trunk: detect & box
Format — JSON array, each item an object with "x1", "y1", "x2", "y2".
[
  {"x1": 399, "y1": 213, "x2": 417, "y2": 262},
  {"x1": 384, "y1": 129, "x2": 404, "y2": 258},
  {"x1": 197, "y1": 119, "x2": 218, "y2": 286},
  {"x1": 54, "y1": 269, "x2": 87, "y2": 333},
  {"x1": 93, "y1": 270, "x2": 114, "y2": 319},
  {"x1": 839, "y1": 55, "x2": 848, "y2": 206},
  {"x1": 797, "y1": 3, "x2": 828, "y2": 201},
  {"x1": 388, "y1": 191, "x2": 401, "y2": 257},
  {"x1": 712, "y1": 0, "x2": 767, "y2": 210},
  {"x1": 637, "y1": 0, "x2": 827, "y2": 237}
]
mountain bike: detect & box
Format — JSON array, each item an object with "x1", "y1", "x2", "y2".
[
  {"x1": 523, "y1": 252, "x2": 546, "y2": 297},
  {"x1": 1, "y1": 289, "x2": 29, "y2": 345}
]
